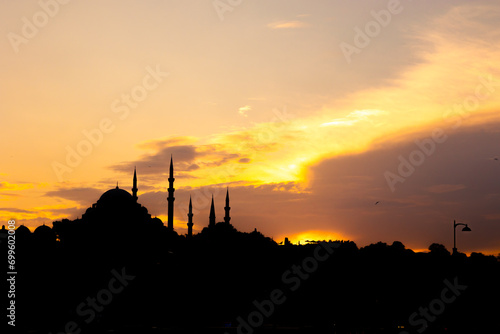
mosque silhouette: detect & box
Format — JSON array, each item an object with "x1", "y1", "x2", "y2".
[{"x1": 52, "y1": 155, "x2": 238, "y2": 246}]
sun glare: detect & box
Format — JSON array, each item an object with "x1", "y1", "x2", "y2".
[{"x1": 282, "y1": 230, "x2": 349, "y2": 245}]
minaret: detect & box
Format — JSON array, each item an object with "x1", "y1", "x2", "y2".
[
  {"x1": 187, "y1": 196, "x2": 193, "y2": 238},
  {"x1": 167, "y1": 155, "x2": 175, "y2": 232},
  {"x1": 209, "y1": 194, "x2": 216, "y2": 228},
  {"x1": 224, "y1": 187, "x2": 231, "y2": 225},
  {"x1": 132, "y1": 167, "x2": 138, "y2": 202}
]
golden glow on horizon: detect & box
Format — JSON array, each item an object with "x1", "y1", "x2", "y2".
[{"x1": 283, "y1": 230, "x2": 349, "y2": 245}]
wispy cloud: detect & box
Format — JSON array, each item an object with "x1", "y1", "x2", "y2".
[
  {"x1": 0, "y1": 207, "x2": 34, "y2": 214},
  {"x1": 238, "y1": 105, "x2": 252, "y2": 117},
  {"x1": 109, "y1": 137, "x2": 247, "y2": 187},
  {"x1": 0, "y1": 182, "x2": 35, "y2": 191},
  {"x1": 320, "y1": 119, "x2": 357, "y2": 127},
  {"x1": 45, "y1": 187, "x2": 103, "y2": 205},
  {"x1": 136, "y1": 136, "x2": 198, "y2": 151},
  {"x1": 427, "y1": 184, "x2": 466, "y2": 194},
  {"x1": 321, "y1": 109, "x2": 388, "y2": 127},
  {"x1": 267, "y1": 20, "x2": 308, "y2": 29}
]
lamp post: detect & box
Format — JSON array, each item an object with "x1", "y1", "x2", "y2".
[{"x1": 453, "y1": 220, "x2": 471, "y2": 255}]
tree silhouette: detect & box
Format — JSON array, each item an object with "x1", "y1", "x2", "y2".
[{"x1": 428, "y1": 242, "x2": 451, "y2": 256}]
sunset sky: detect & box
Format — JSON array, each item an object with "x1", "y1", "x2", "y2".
[{"x1": 1, "y1": 0, "x2": 500, "y2": 254}]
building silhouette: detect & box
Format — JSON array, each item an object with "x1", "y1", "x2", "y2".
[
  {"x1": 132, "y1": 166, "x2": 138, "y2": 202},
  {"x1": 224, "y1": 187, "x2": 231, "y2": 225},
  {"x1": 209, "y1": 194, "x2": 216, "y2": 228},
  {"x1": 167, "y1": 155, "x2": 175, "y2": 232},
  {"x1": 52, "y1": 156, "x2": 242, "y2": 247},
  {"x1": 187, "y1": 195, "x2": 193, "y2": 238}
]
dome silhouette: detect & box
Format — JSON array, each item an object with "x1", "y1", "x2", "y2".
[
  {"x1": 33, "y1": 224, "x2": 56, "y2": 243},
  {"x1": 34, "y1": 224, "x2": 52, "y2": 235},
  {"x1": 16, "y1": 225, "x2": 31, "y2": 237},
  {"x1": 151, "y1": 217, "x2": 164, "y2": 228},
  {"x1": 97, "y1": 186, "x2": 134, "y2": 206}
]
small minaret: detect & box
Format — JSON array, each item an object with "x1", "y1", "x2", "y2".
[
  {"x1": 132, "y1": 167, "x2": 138, "y2": 202},
  {"x1": 187, "y1": 196, "x2": 193, "y2": 238},
  {"x1": 167, "y1": 155, "x2": 175, "y2": 232},
  {"x1": 224, "y1": 187, "x2": 231, "y2": 225},
  {"x1": 209, "y1": 194, "x2": 216, "y2": 228}
]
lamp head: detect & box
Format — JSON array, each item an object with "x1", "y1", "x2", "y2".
[{"x1": 462, "y1": 225, "x2": 471, "y2": 232}]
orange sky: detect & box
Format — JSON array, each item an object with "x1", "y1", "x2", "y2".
[{"x1": 1, "y1": 0, "x2": 500, "y2": 255}]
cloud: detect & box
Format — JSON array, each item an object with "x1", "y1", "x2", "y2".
[
  {"x1": 0, "y1": 202, "x2": 85, "y2": 225},
  {"x1": 238, "y1": 105, "x2": 251, "y2": 117},
  {"x1": 427, "y1": 184, "x2": 466, "y2": 194},
  {"x1": 321, "y1": 109, "x2": 389, "y2": 127},
  {"x1": 0, "y1": 207, "x2": 34, "y2": 214},
  {"x1": 109, "y1": 137, "x2": 247, "y2": 187},
  {"x1": 116, "y1": 9, "x2": 500, "y2": 189},
  {"x1": 267, "y1": 20, "x2": 308, "y2": 29},
  {"x1": 320, "y1": 119, "x2": 357, "y2": 127},
  {"x1": 136, "y1": 136, "x2": 198, "y2": 151},
  {"x1": 0, "y1": 193, "x2": 21, "y2": 198},
  {"x1": 44, "y1": 206, "x2": 86, "y2": 219},
  {"x1": 0, "y1": 182, "x2": 35, "y2": 191},
  {"x1": 110, "y1": 144, "x2": 198, "y2": 177},
  {"x1": 45, "y1": 187, "x2": 103, "y2": 207},
  {"x1": 301, "y1": 120, "x2": 500, "y2": 254}
]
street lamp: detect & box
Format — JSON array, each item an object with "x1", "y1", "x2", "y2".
[{"x1": 453, "y1": 220, "x2": 471, "y2": 255}]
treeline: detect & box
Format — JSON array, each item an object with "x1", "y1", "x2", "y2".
[{"x1": 6, "y1": 225, "x2": 500, "y2": 333}]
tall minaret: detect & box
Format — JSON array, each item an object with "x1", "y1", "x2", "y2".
[
  {"x1": 224, "y1": 187, "x2": 231, "y2": 225},
  {"x1": 167, "y1": 155, "x2": 175, "y2": 232},
  {"x1": 132, "y1": 167, "x2": 138, "y2": 202},
  {"x1": 187, "y1": 196, "x2": 193, "y2": 238},
  {"x1": 209, "y1": 194, "x2": 216, "y2": 227}
]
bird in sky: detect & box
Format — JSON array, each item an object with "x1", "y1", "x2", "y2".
[{"x1": 375, "y1": 201, "x2": 380, "y2": 205}]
